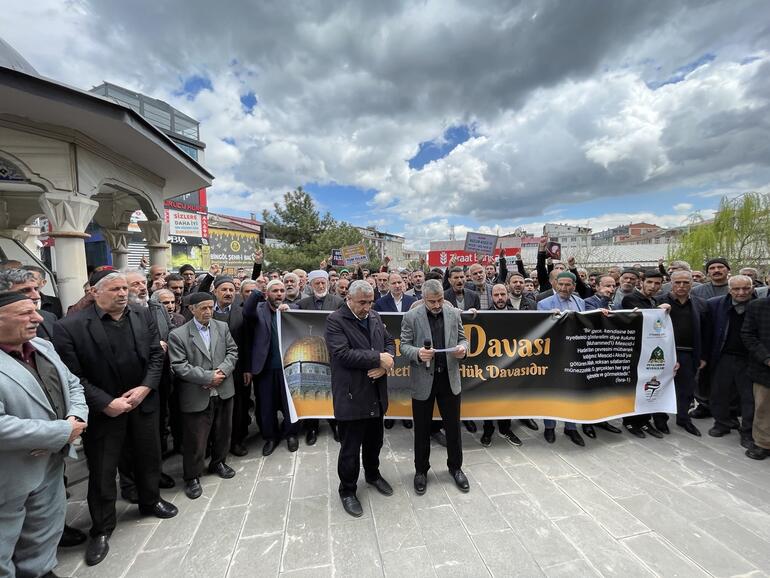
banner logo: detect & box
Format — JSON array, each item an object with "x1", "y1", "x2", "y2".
[
  {"x1": 644, "y1": 377, "x2": 661, "y2": 400},
  {"x1": 646, "y1": 346, "x2": 665, "y2": 371}
]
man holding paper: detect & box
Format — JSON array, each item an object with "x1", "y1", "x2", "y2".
[{"x1": 400, "y1": 279, "x2": 470, "y2": 495}]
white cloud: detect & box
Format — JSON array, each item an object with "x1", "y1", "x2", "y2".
[{"x1": 674, "y1": 203, "x2": 693, "y2": 212}]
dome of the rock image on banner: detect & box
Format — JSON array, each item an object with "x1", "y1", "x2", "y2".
[{"x1": 283, "y1": 335, "x2": 331, "y2": 399}]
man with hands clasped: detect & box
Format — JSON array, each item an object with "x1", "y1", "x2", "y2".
[
  {"x1": 53, "y1": 271, "x2": 176, "y2": 567},
  {"x1": 325, "y1": 280, "x2": 397, "y2": 517}
]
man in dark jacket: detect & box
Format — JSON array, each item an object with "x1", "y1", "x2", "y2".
[
  {"x1": 740, "y1": 290, "x2": 770, "y2": 460},
  {"x1": 325, "y1": 280, "x2": 396, "y2": 517},
  {"x1": 52, "y1": 271, "x2": 176, "y2": 567},
  {"x1": 444, "y1": 267, "x2": 481, "y2": 311},
  {"x1": 243, "y1": 280, "x2": 299, "y2": 456},
  {"x1": 657, "y1": 270, "x2": 708, "y2": 437},
  {"x1": 706, "y1": 275, "x2": 755, "y2": 448}
]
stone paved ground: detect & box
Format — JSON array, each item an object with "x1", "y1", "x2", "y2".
[{"x1": 56, "y1": 419, "x2": 770, "y2": 577}]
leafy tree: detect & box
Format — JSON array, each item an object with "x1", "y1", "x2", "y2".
[
  {"x1": 670, "y1": 193, "x2": 770, "y2": 270},
  {"x1": 262, "y1": 187, "x2": 379, "y2": 271}
]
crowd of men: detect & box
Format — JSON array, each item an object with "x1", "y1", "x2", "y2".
[{"x1": 2, "y1": 236, "x2": 770, "y2": 575}]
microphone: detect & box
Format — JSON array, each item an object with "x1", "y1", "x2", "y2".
[{"x1": 423, "y1": 338, "x2": 432, "y2": 369}]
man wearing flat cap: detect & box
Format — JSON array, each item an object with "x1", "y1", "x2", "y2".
[
  {"x1": 0, "y1": 292, "x2": 88, "y2": 578},
  {"x1": 168, "y1": 292, "x2": 239, "y2": 500},
  {"x1": 294, "y1": 270, "x2": 344, "y2": 445}
]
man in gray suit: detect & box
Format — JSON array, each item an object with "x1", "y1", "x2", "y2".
[
  {"x1": 0, "y1": 292, "x2": 88, "y2": 578},
  {"x1": 168, "y1": 292, "x2": 239, "y2": 500},
  {"x1": 400, "y1": 279, "x2": 470, "y2": 495}
]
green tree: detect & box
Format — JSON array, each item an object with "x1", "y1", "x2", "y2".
[
  {"x1": 669, "y1": 193, "x2": 770, "y2": 270},
  {"x1": 262, "y1": 187, "x2": 379, "y2": 271}
]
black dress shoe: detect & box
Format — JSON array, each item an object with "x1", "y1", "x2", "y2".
[
  {"x1": 708, "y1": 426, "x2": 731, "y2": 438},
  {"x1": 59, "y1": 524, "x2": 87, "y2": 547},
  {"x1": 625, "y1": 424, "x2": 645, "y2": 438},
  {"x1": 402, "y1": 420, "x2": 413, "y2": 429},
  {"x1": 597, "y1": 421, "x2": 622, "y2": 434},
  {"x1": 565, "y1": 430, "x2": 585, "y2": 447},
  {"x1": 745, "y1": 445, "x2": 770, "y2": 460},
  {"x1": 679, "y1": 422, "x2": 702, "y2": 437},
  {"x1": 654, "y1": 422, "x2": 670, "y2": 434},
  {"x1": 544, "y1": 428, "x2": 556, "y2": 443},
  {"x1": 431, "y1": 431, "x2": 447, "y2": 447},
  {"x1": 641, "y1": 424, "x2": 663, "y2": 439},
  {"x1": 463, "y1": 421, "x2": 477, "y2": 433},
  {"x1": 728, "y1": 417, "x2": 741, "y2": 430},
  {"x1": 262, "y1": 439, "x2": 278, "y2": 456},
  {"x1": 414, "y1": 472, "x2": 428, "y2": 495},
  {"x1": 740, "y1": 433, "x2": 754, "y2": 449},
  {"x1": 184, "y1": 478, "x2": 203, "y2": 500},
  {"x1": 287, "y1": 435, "x2": 299, "y2": 452},
  {"x1": 330, "y1": 422, "x2": 340, "y2": 442},
  {"x1": 480, "y1": 433, "x2": 492, "y2": 447},
  {"x1": 230, "y1": 443, "x2": 248, "y2": 457},
  {"x1": 451, "y1": 469, "x2": 470, "y2": 492},
  {"x1": 688, "y1": 404, "x2": 711, "y2": 419},
  {"x1": 581, "y1": 424, "x2": 596, "y2": 439},
  {"x1": 305, "y1": 429, "x2": 318, "y2": 446},
  {"x1": 159, "y1": 472, "x2": 175, "y2": 489},
  {"x1": 519, "y1": 419, "x2": 539, "y2": 431},
  {"x1": 85, "y1": 534, "x2": 110, "y2": 566},
  {"x1": 341, "y1": 494, "x2": 363, "y2": 517},
  {"x1": 121, "y1": 487, "x2": 139, "y2": 504},
  {"x1": 138, "y1": 499, "x2": 179, "y2": 519},
  {"x1": 209, "y1": 462, "x2": 236, "y2": 479},
  {"x1": 367, "y1": 476, "x2": 394, "y2": 496},
  {"x1": 384, "y1": 420, "x2": 394, "y2": 429}
]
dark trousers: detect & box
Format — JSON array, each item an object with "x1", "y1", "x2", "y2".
[
  {"x1": 337, "y1": 417, "x2": 384, "y2": 496},
  {"x1": 412, "y1": 370, "x2": 462, "y2": 473},
  {"x1": 230, "y1": 367, "x2": 251, "y2": 446},
  {"x1": 168, "y1": 385, "x2": 183, "y2": 452},
  {"x1": 182, "y1": 396, "x2": 234, "y2": 481},
  {"x1": 256, "y1": 368, "x2": 299, "y2": 441},
  {"x1": 482, "y1": 419, "x2": 511, "y2": 436},
  {"x1": 657, "y1": 350, "x2": 697, "y2": 426},
  {"x1": 83, "y1": 410, "x2": 161, "y2": 536},
  {"x1": 711, "y1": 353, "x2": 754, "y2": 435}
]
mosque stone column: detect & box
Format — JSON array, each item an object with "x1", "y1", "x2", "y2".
[
  {"x1": 138, "y1": 219, "x2": 170, "y2": 270},
  {"x1": 102, "y1": 228, "x2": 131, "y2": 271}
]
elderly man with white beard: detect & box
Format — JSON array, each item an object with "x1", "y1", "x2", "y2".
[{"x1": 294, "y1": 270, "x2": 345, "y2": 445}]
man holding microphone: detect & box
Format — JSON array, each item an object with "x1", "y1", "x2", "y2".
[{"x1": 400, "y1": 279, "x2": 470, "y2": 495}]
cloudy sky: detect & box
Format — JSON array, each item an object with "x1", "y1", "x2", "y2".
[{"x1": 3, "y1": 0, "x2": 769, "y2": 248}]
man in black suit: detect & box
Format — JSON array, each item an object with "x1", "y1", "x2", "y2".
[
  {"x1": 53, "y1": 271, "x2": 177, "y2": 567},
  {"x1": 243, "y1": 280, "x2": 299, "y2": 456},
  {"x1": 210, "y1": 277, "x2": 253, "y2": 456},
  {"x1": 325, "y1": 280, "x2": 396, "y2": 517},
  {"x1": 373, "y1": 272, "x2": 417, "y2": 313},
  {"x1": 294, "y1": 270, "x2": 344, "y2": 445}
]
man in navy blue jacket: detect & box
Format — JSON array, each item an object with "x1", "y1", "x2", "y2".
[
  {"x1": 326, "y1": 280, "x2": 396, "y2": 517},
  {"x1": 373, "y1": 271, "x2": 417, "y2": 313}
]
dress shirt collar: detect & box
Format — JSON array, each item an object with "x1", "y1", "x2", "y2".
[
  {"x1": 193, "y1": 317, "x2": 210, "y2": 332},
  {"x1": 0, "y1": 341, "x2": 36, "y2": 364}
]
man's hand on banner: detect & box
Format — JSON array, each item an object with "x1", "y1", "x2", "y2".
[
  {"x1": 465, "y1": 308, "x2": 478, "y2": 319},
  {"x1": 658, "y1": 303, "x2": 671, "y2": 313},
  {"x1": 599, "y1": 308, "x2": 612, "y2": 316},
  {"x1": 277, "y1": 303, "x2": 290, "y2": 312},
  {"x1": 452, "y1": 345, "x2": 467, "y2": 359},
  {"x1": 673, "y1": 361, "x2": 680, "y2": 376},
  {"x1": 368, "y1": 367, "x2": 387, "y2": 379}
]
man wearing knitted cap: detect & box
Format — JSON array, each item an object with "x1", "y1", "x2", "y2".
[
  {"x1": 0, "y1": 292, "x2": 88, "y2": 578},
  {"x1": 537, "y1": 271, "x2": 586, "y2": 446},
  {"x1": 691, "y1": 258, "x2": 730, "y2": 300},
  {"x1": 294, "y1": 270, "x2": 344, "y2": 445},
  {"x1": 612, "y1": 268, "x2": 641, "y2": 308}
]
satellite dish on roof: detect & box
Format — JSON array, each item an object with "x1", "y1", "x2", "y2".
[{"x1": 0, "y1": 37, "x2": 39, "y2": 76}]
